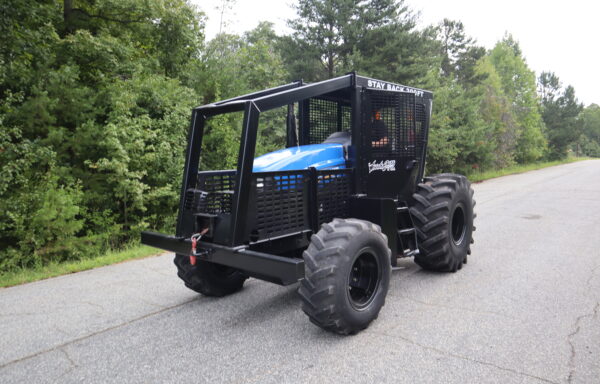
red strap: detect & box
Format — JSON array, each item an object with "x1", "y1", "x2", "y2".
[
  {"x1": 190, "y1": 236, "x2": 197, "y2": 266},
  {"x1": 189, "y1": 228, "x2": 208, "y2": 266}
]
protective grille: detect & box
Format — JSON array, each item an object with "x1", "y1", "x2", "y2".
[
  {"x1": 308, "y1": 98, "x2": 351, "y2": 144},
  {"x1": 317, "y1": 169, "x2": 352, "y2": 224},
  {"x1": 188, "y1": 169, "x2": 354, "y2": 242},
  {"x1": 187, "y1": 170, "x2": 236, "y2": 214},
  {"x1": 253, "y1": 171, "x2": 308, "y2": 239},
  {"x1": 367, "y1": 91, "x2": 417, "y2": 158}
]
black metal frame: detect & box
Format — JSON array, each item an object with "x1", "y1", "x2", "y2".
[{"x1": 142, "y1": 73, "x2": 433, "y2": 285}]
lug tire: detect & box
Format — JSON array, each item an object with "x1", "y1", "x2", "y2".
[
  {"x1": 409, "y1": 173, "x2": 476, "y2": 272},
  {"x1": 174, "y1": 254, "x2": 248, "y2": 297},
  {"x1": 299, "y1": 218, "x2": 391, "y2": 335}
]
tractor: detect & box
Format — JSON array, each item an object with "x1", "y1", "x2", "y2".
[{"x1": 141, "y1": 73, "x2": 476, "y2": 334}]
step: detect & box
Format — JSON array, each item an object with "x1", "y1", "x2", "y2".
[
  {"x1": 403, "y1": 249, "x2": 419, "y2": 258},
  {"x1": 398, "y1": 228, "x2": 415, "y2": 235}
]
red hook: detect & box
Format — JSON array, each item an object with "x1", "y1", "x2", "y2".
[{"x1": 189, "y1": 228, "x2": 209, "y2": 266}]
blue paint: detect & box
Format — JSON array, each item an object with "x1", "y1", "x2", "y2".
[{"x1": 252, "y1": 144, "x2": 347, "y2": 172}]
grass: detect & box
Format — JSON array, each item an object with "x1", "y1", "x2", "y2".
[
  {"x1": 0, "y1": 244, "x2": 163, "y2": 288},
  {"x1": 467, "y1": 157, "x2": 591, "y2": 183},
  {"x1": 1, "y1": 156, "x2": 594, "y2": 289}
]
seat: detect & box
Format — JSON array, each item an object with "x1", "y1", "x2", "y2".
[{"x1": 322, "y1": 131, "x2": 351, "y2": 149}]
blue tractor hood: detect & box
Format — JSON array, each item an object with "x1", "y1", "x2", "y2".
[{"x1": 253, "y1": 144, "x2": 347, "y2": 172}]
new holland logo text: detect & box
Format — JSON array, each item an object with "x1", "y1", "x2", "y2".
[{"x1": 368, "y1": 160, "x2": 396, "y2": 173}]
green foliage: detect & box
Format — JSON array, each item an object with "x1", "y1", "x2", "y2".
[
  {"x1": 0, "y1": 0, "x2": 294, "y2": 272},
  {"x1": 197, "y1": 22, "x2": 289, "y2": 168},
  {"x1": 474, "y1": 57, "x2": 518, "y2": 168},
  {"x1": 286, "y1": 0, "x2": 419, "y2": 81},
  {"x1": 0, "y1": 127, "x2": 85, "y2": 270},
  {"x1": 538, "y1": 72, "x2": 584, "y2": 159},
  {"x1": 578, "y1": 104, "x2": 600, "y2": 157},
  {"x1": 0, "y1": 0, "x2": 203, "y2": 271},
  {"x1": 488, "y1": 36, "x2": 546, "y2": 163},
  {"x1": 426, "y1": 79, "x2": 493, "y2": 174}
]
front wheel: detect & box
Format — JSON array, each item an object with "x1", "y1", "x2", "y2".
[
  {"x1": 409, "y1": 174, "x2": 475, "y2": 272},
  {"x1": 298, "y1": 218, "x2": 391, "y2": 335},
  {"x1": 174, "y1": 254, "x2": 248, "y2": 297}
]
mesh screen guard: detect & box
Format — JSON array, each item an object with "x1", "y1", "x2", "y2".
[
  {"x1": 188, "y1": 169, "x2": 353, "y2": 243},
  {"x1": 366, "y1": 90, "x2": 419, "y2": 158},
  {"x1": 307, "y1": 98, "x2": 351, "y2": 144}
]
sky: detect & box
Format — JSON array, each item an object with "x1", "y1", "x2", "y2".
[{"x1": 194, "y1": 0, "x2": 600, "y2": 106}]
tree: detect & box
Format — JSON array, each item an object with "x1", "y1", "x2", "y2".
[
  {"x1": 475, "y1": 56, "x2": 518, "y2": 168},
  {"x1": 196, "y1": 23, "x2": 289, "y2": 169},
  {"x1": 434, "y1": 19, "x2": 487, "y2": 89},
  {"x1": 426, "y1": 76, "x2": 493, "y2": 174},
  {"x1": 286, "y1": 0, "x2": 415, "y2": 80},
  {"x1": 537, "y1": 72, "x2": 583, "y2": 159},
  {"x1": 578, "y1": 104, "x2": 600, "y2": 157},
  {"x1": 538, "y1": 71, "x2": 561, "y2": 103},
  {"x1": 215, "y1": 0, "x2": 237, "y2": 35},
  {"x1": 488, "y1": 36, "x2": 546, "y2": 163}
]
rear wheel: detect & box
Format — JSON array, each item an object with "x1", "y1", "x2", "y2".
[
  {"x1": 409, "y1": 174, "x2": 475, "y2": 272},
  {"x1": 298, "y1": 218, "x2": 391, "y2": 335},
  {"x1": 174, "y1": 254, "x2": 248, "y2": 297}
]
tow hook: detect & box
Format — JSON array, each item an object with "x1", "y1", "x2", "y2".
[{"x1": 190, "y1": 228, "x2": 209, "y2": 266}]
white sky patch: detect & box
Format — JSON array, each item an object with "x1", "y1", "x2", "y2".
[{"x1": 194, "y1": 0, "x2": 599, "y2": 105}]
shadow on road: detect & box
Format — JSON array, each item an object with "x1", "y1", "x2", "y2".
[{"x1": 221, "y1": 284, "x2": 300, "y2": 329}]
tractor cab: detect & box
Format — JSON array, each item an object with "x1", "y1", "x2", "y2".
[{"x1": 167, "y1": 74, "x2": 432, "y2": 247}]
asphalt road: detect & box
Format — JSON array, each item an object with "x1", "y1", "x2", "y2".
[{"x1": 1, "y1": 160, "x2": 599, "y2": 384}]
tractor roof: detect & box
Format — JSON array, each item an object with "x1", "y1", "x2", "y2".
[{"x1": 194, "y1": 73, "x2": 433, "y2": 116}]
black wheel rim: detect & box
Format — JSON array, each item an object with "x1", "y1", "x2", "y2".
[
  {"x1": 451, "y1": 204, "x2": 466, "y2": 245},
  {"x1": 348, "y1": 249, "x2": 380, "y2": 310}
]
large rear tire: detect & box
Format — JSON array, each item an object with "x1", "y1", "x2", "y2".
[
  {"x1": 409, "y1": 174, "x2": 475, "y2": 272},
  {"x1": 299, "y1": 218, "x2": 391, "y2": 335},
  {"x1": 174, "y1": 254, "x2": 248, "y2": 297}
]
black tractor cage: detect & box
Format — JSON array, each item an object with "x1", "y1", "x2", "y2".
[
  {"x1": 142, "y1": 73, "x2": 432, "y2": 284},
  {"x1": 176, "y1": 74, "x2": 431, "y2": 243}
]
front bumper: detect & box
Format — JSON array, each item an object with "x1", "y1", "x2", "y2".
[{"x1": 141, "y1": 231, "x2": 305, "y2": 286}]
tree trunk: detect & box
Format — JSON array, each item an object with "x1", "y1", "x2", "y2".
[
  {"x1": 63, "y1": 0, "x2": 74, "y2": 34},
  {"x1": 328, "y1": 51, "x2": 334, "y2": 78},
  {"x1": 64, "y1": 0, "x2": 73, "y2": 21}
]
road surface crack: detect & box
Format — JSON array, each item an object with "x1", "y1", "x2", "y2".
[
  {"x1": 81, "y1": 300, "x2": 107, "y2": 312},
  {"x1": 55, "y1": 348, "x2": 78, "y2": 381},
  {"x1": 566, "y1": 263, "x2": 600, "y2": 383},
  {"x1": 398, "y1": 296, "x2": 514, "y2": 320},
  {"x1": 566, "y1": 301, "x2": 599, "y2": 383},
  {"x1": 134, "y1": 296, "x2": 167, "y2": 309},
  {"x1": 0, "y1": 297, "x2": 199, "y2": 370},
  {"x1": 0, "y1": 311, "x2": 39, "y2": 318},
  {"x1": 374, "y1": 329, "x2": 559, "y2": 383}
]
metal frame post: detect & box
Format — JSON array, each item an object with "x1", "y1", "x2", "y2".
[
  {"x1": 351, "y1": 85, "x2": 364, "y2": 194},
  {"x1": 230, "y1": 101, "x2": 260, "y2": 246},
  {"x1": 176, "y1": 110, "x2": 205, "y2": 238},
  {"x1": 417, "y1": 98, "x2": 433, "y2": 182}
]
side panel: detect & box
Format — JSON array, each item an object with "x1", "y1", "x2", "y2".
[{"x1": 349, "y1": 197, "x2": 398, "y2": 266}]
